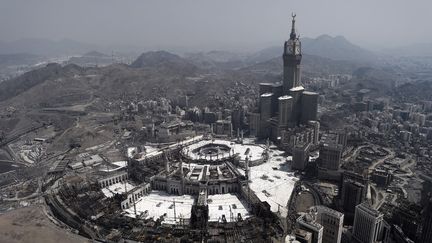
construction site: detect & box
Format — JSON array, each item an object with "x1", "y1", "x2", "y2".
[{"x1": 41, "y1": 134, "x2": 298, "y2": 242}]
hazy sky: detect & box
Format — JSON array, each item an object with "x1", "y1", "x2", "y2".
[{"x1": 0, "y1": 0, "x2": 431, "y2": 51}]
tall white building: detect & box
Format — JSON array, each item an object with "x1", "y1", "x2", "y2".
[{"x1": 352, "y1": 203, "x2": 383, "y2": 243}]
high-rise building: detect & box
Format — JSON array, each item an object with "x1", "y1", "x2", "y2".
[
  {"x1": 341, "y1": 172, "x2": 368, "y2": 214},
  {"x1": 288, "y1": 86, "x2": 305, "y2": 126},
  {"x1": 283, "y1": 14, "x2": 302, "y2": 93},
  {"x1": 297, "y1": 212, "x2": 323, "y2": 243},
  {"x1": 231, "y1": 108, "x2": 245, "y2": 132},
  {"x1": 295, "y1": 229, "x2": 313, "y2": 243},
  {"x1": 301, "y1": 91, "x2": 319, "y2": 123},
  {"x1": 296, "y1": 206, "x2": 344, "y2": 243},
  {"x1": 314, "y1": 206, "x2": 344, "y2": 243},
  {"x1": 255, "y1": 14, "x2": 319, "y2": 143},
  {"x1": 278, "y1": 95, "x2": 293, "y2": 128},
  {"x1": 319, "y1": 143, "x2": 343, "y2": 171},
  {"x1": 421, "y1": 198, "x2": 432, "y2": 243},
  {"x1": 260, "y1": 92, "x2": 273, "y2": 137},
  {"x1": 259, "y1": 83, "x2": 274, "y2": 95},
  {"x1": 292, "y1": 142, "x2": 310, "y2": 170},
  {"x1": 352, "y1": 203, "x2": 384, "y2": 243},
  {"x1": 248, "y1": 112, "x2": 261, "y2": 137},
  {"x1": 308, "y1": 120, "x2": 320, "y2": 146}
]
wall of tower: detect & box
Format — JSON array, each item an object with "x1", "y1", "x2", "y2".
[
  {"x1": 278, "y1": 96, "x2": 293, "y2": 127},
  {"x1": 301, "y1": 91, "x2": 319, "y2": 124},
  {"x1": 288, "y1": 87, "x2": 304, "y2": 127},
  {"x1": 260, "y1": 93, "x2": 273, "y2": 137}
]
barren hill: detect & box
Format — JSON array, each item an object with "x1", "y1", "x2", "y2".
[{"x1": 131, "y1": 51, "x2": 197, "y2": 75}]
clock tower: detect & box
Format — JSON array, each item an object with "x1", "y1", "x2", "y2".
[{"x1": 283, "y1": 14, "x2": 302, "y2": 94}]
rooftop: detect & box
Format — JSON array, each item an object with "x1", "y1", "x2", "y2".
[
  {"x1": 289, "y1": 86, "x2": 305, "y2": 92},
  {"x1": 246, "y1": 147, "x2": 298, "y2": 217},
  {"x1": 260, "y1": 92, "x2": 273, "y2": 98},
  {"x1": 124, "y1": 191, "x2": 195, "y2": 224},
  {"x1": 278, "y1": 95, "x2": 293, "y2": 100},
  {"x1": 302, "y1": 91, "x2": 318, "y2": 96},
  {"x1": 207, "y1": 194, "x2": 251, "y2": 222}
]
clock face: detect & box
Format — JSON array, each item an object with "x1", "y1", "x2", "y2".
[
  {"x1": 295, "y1": 46, "x2": 301, "y2": 54},
  {"x1": 288, "y1": 44, "x2": 294, "y2": 54}
]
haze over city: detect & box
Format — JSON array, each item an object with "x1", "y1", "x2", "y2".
[
  {"x1": 0, "y1": 1, "x2": 432, "y2": 243},
  {"x1": 1, "y1": 0, "x2": 432, "y2": 51}
]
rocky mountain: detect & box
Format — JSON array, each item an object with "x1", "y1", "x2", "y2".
[
  {"x1": 249, "y1": 35, "x2": 376, "y2": 63},
  {"x1": 301, "y1": 35, "x2": 376, "y2": 62},
  {"x1": 243, "y1": 53, "x2": 360, "y2": 76},
  {"x1": 0, "y1": 63, "x2": 65, "y2": 102},
  {"x1": 0, "y1": 50, "x2": 210, "y2": 109},
  {"x1": 131, "y1": 51, "x2": 198, "y2": 75},
  {"x1": 184, "y1": 50, "x2": 248, "y2": 70},
  {"x1": 0, "y1": 47, "x2": 375, "y2": 111}
]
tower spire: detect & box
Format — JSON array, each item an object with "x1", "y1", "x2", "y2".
[{"x1": 290, "y1": 13, "x2": 297, "y2": 40}]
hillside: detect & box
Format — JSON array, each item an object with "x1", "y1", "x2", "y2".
[
  {"x1": 249, "y1": 35, "x2": 376, "y2": 63},
  {"x1": 0, "y1": 50, "x2": 226, "y2": 109},
  {"x1": 131, "y1": 51, "x2": 198, "y2": 75},
  {"x1": 242, "y1": 54, "x2": 360, "y2": 76},
  {"x1": 301, "y1": 35, "x2": 376, "y2": 62}
]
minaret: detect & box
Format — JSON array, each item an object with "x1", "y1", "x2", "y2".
[
  {"x1": 180, "y1": 158, "x2": 185, "y2": 195},
  {"x1": 165, "y1": 152, "x2": 170, "y2": 174},
  {"x1": 283, "y1": 13, "x2": 302, "y2": 93}
]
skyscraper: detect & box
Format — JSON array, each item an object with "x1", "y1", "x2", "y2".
[
  {"x1": 319, "y1": 143, "x2": 343, "y2": 171},
  {"x1": 278, "y1": 95, "x2": 293, "y2": 128},
  {"x1": 283, "y1": 13, "x2": 302, "y2": 93},
  {"x1": 341, "y1": 171, "x2": 368, "y2": 214},
  {"x1": 314, "y1": 206, "x2": 344, "y2": 243},
  {"x1": 301, "y1": 91, "x2": 319, "y2": 123},
  {"x1": 296, "y1": 206, "x2": 344, "y2": 243},
  {"x1": 292, "y1": 142, "x2": 310, "y2": 171},
  {"x1": 352, "y1": 203, "x2": 383, "y2": 243},
  {"x1": 256, "y1": 14, "x2": 319, "y2": 145},
  {"x1": 421, "y1": 198, "x2": 432, "y2": 243}
]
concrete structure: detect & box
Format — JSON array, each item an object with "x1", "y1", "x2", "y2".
[
  {"x1": 214, "y1": 120, "x2": 232, "y2": 137},
  {"x1": 120, "y1": 183, "x2": 151, "y2": 210},
  {"x1": 260, "y1": 92, "x2": 273, "y2": 137},
  {"x1": 314, "y1": 206, "x2": 344, "y2": 243},
  {"x1": 319, "y1": 143, "x2": 343, "y2": 171},
  {"x1": 295, "y1": 229, "x2": 313, "y2": 243},
  {"x1": 283, "y1": 14, "x2": 302, "y2": 92},
  {"x1": 352, "y1": 203, "x2": 383, "y2": 243},
  {"x1": 421, "y1": 198, "x2": 432, "y2": 243},
  {"x1": 279, "y1": 95, "x2": 293, "y2": 128},
  {"x1": 297, "y1": 212, "x2": 323, "y2": 243},
  {"x1": 296, "y1": 206, "x2": 344, "y2": 243},
  {"x1": 248, "y1": 112, "x2": 261, "y2": 137},
  {"x1": 98, "y1": 171, "x2": 129, "y2": 188},
  {"x1": 301, "y1": 91, "x2": 319, "y2": 123},
  {"x1": 256, "y1": 15, "x2": 319, "y2": 142},
  {"x1": 341, "y1": 172, "x2": 368, "y2": 214},
  {"x1": 292, "y1": 143, "x2": 310, "y2": 170},
  {"x1": 308, "y1": 121, "x2": 320, "y2": 146}
]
